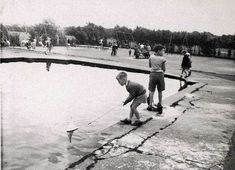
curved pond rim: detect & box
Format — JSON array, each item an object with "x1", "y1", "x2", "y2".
[{"x1": 1, "y1": 57, "x2": 196, "y2": 85}]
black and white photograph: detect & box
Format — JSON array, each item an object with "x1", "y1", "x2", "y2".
[{"x1": 0, "y1": 0, "x2": 235, "y2": 169}]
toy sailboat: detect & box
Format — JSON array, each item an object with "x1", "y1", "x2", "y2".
[{"x1": 66, "y1": 121, "x2": 78, "y2": 143}]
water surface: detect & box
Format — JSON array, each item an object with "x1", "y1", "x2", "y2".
[{"x1": 1, "y1": 62, "x2": 179, "y2": 169}]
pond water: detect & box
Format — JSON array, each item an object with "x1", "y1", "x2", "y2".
[{"x1": 1, "y1": 62, "x2": 179, "y2": 169}]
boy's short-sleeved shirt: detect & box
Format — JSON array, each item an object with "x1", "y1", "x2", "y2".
[
  {"x1": 181, "y1": 55, "x2": 192, "y2": 68},
  {"x1": 123, "y1": 80, "x2": 146, "y2": 105},
  {"x1": 126, "y1": 80, "x2": 146, "y2": 97},
  {"x1": 149, "y1": 55, "x2": 166, "y2": 73}
]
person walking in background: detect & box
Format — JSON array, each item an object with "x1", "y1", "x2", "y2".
[
  {"x1": 116, "y1": 72, "x2": 147, "y2": 126},
  {"x1": 45, "y1": 37, "x2": 52, "y2": 55},
  {"x1": 147, "y1": 44, "x2": 166, "y2": 114},
  {"x1": 181, "y1": 51, "x2": 192, "y2": 78},
  {"x1": 179, "y1": 51, "x2": 192, "y2": 90},
  {"x1": 111, "y1": 42, "x2": 118, "y2": 56}
]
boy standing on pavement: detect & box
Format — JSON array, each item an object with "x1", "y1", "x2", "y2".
[
  {"x1": 147, "y1": 44, "x2": 166, "y2": 114},
  {"x1": 116, "y1": 72, "x2": 147, "y2": 126}
]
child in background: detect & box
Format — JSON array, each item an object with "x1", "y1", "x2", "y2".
[
  {"x1": 45, "y1": 37, "x2": 52, "y2": 55},
  {"x1": 179, "y1": 51, "x2": 192, "y2": 91},
  {"x1": 181, "y1": 51, "x2": 192, "y2": 78},
  {"x1": 129, "y1": 47, "x2": 132, "y2": 56},
  {"x1": 116, "y1": 72, "x2": 147, "y2": 126}
]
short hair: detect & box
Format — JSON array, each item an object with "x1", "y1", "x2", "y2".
[
  {"x1": 116, "y1": 71, "x2": 127, "y2": 80},
  {"x1": 153, "y1": 44, "x2": 165, "y2": 52}
]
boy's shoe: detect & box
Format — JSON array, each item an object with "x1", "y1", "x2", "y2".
[
  {"x1": 178, "y1": 84, "x2": 188, "y2": 91},
  {"x1": 147, "y1": 106, "x2": 157, "y2": 111},
  {"x1": 156, "y1": 103, "x2": 163, "y2": 114},
  {"x1": 131, "y1": 120, "x2": 143, "y2": 126},
  {"x1": 188, "y1": 70, "x2": 192, "y2": 77},
  {"x1": 120, "y1": 118, "x2": 131, "y2": 124}
]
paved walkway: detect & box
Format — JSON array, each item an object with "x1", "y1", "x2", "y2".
[{"x1": 1, "y1": 47, "x2": 235, "y2": 170}]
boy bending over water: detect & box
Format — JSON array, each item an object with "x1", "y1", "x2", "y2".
[{"x1": 116, "y1": 72, "x2": 147, "y2": 126}]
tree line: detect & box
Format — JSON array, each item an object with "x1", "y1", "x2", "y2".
[{"x1": 1, "y1": 19, "x2": 235, "y2": 57}]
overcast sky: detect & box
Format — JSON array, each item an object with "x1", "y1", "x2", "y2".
[{"x1": 0, "y1": 0, "x2": 234, "y2": 35}]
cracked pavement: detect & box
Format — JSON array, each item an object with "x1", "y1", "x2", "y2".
[{"x1": 67, "y1": 77, "x2": 235, "y2": 170}]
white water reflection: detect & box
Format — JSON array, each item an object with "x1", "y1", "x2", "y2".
[{"x1": 1, "y1": 62, "x2": 179, "y2": 169}]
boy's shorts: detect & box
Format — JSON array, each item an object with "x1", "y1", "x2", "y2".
[
  {"x1": 148, "y1": 72, "x2": 165, "y2": 92},
  {"x1": 132, "y1": 93, "x2": 147, "y2": 106}
]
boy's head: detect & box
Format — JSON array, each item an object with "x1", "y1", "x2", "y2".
[
  {"x1": 153, "y1": 44, "x2": 165, "y2": 56},
  {"x1": 116, "y1": 72, "x2": 127, "y2": 86},
  {"x1": 182, "y1": 50, "x2": 187, "y2": 55}
]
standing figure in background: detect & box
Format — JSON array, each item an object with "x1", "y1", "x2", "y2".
[
  {"x1": 181, "y1": 51, "x2": 192, "y2": 78},
  {"x1": 45, "y1": 37, "x2": 52, "y2": 55},
  {"x1": 111, "y1": 42, "x2": 118, "y2": 56},
  {"x1": 134, "y1": 46, "x2": 140, "y2": 59},
  {"x1": 25, "y1": 40, "x2": 31, "y2": 50},
  {"x1": 129, "y1": 47, "x2": 132, "y2": 57},
  {"x1": 179, "y1": 51, "x2": 192, "y2": 91},
  {"x1": 31, "y1": 39, "x2": 36, "y2": 49}
]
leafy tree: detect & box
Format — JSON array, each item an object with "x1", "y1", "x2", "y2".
[{"x1": 33, "y1": 19, "x2": 59, "y2": 45}]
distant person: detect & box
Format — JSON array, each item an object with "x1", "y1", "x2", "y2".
[
  {"x1": 134, "y1": 46, "x2": 140, "y2": 59},
  {"x1": 147, "y1": 44, "x2": 166, "y2": 114},
  {"x1": 146, "y1": 44, "x2": 151, "y2": 52},
  {"x1": 181, "y1": 51, "x2": 192, "y2": 78},
  {"x1": 228, "y1": 49, "x2": 231, "y2": 58},
  {"x1": 6, "y1": 40, "x2": 10, "y2": 46},
  {"x1": 129, "y1": 47, "x2": 132, "y2": 57},
  {"x1": 45, "y1": 37, "x2": 52, "y2": 55},
  {"x1": 25, "y1": 40, "x2": 31, "y2": 50},
  {"x1": 179, "y1": 51, "x2": 192, "y2": 91},
  {"x1": 99, "y1": 39, "x2": 104, "y2": 49},
  {"x1": 38, "y1": 41, "x2": 44, "y2": 47},
  {"x1": 142, "y1": 45, "x2": 150, "y2": 59},
  {"x1": 111, "y1": 42, "x2": 118, "y2": 56},
  {"x1": 116, "y1": 71, "x2": 147, "y2": 126},
  {"x1": 218, "y1": 49, "x2": 221, "y2": 57},
  {"x1": 31, "y1": 39, "x2": 36, "y2": 49}
]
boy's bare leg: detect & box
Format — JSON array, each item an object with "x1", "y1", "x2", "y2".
[
  {"x1": 129, "y1": 109, "x2": 134, "y2": 120},
  {"x1": 149, "y1": 91, "x2": 154, "y2": 107},
  {"x1": 131, "y1": 102, "x2": 141, "y2": 120},
  {"x1": 158, "y1": 91, "x2": 162, "y2": 105}
]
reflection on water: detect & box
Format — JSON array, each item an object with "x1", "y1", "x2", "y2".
[{"x1": 1, "y1": 63, "x2": 179, "y2": 169}]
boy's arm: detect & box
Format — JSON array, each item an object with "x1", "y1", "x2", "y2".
[
  {"x1": 149, "y1": 58, "x2": 151, "y2": 68},
  {"x1": 162, "y1": 61, "x2": 166, "y2": 72},
  {"x1": 123, "y1": 94, "x2": 134, "y2": 106}
]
